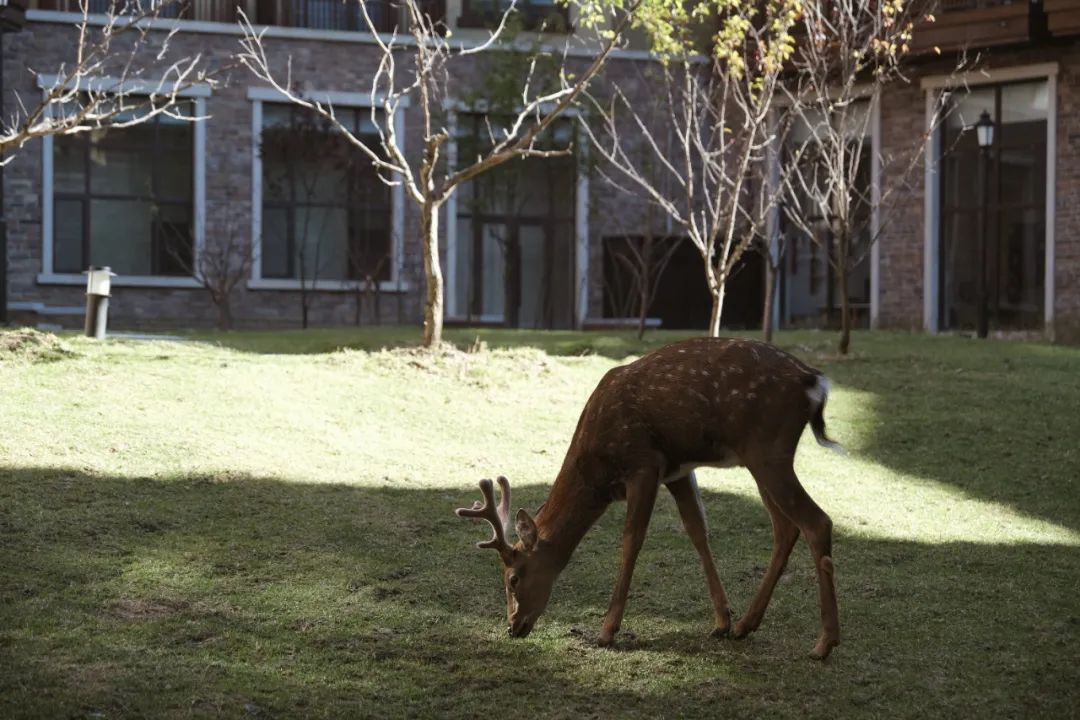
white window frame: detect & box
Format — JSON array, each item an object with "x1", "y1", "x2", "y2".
[
  {"x1": 444, "y1": 106, "x2": 589, "y2": 328},
  {"x1": 36, "y1": 74, "x2": 209, "y2": 288},
  {"x1": 247, "y1": 87, "x2": 408, "y2": 292},
  {"x1": 920, "y1": 62, "x2": 1058, "y2": 335}
]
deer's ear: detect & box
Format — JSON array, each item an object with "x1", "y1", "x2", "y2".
[{"x1": 515, "y1": 509, "x2": 538, "y2": 551}]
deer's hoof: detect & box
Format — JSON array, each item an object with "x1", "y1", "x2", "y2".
[
  {"x1": 710, "y1": 609, "x2": 734, "y2": 638},
  {"x1": 732, "y1": 618, "x2": 754, "y2": 640},
  {"x1": 809, "y1": 635, "x2": 838, "y2": 661}
]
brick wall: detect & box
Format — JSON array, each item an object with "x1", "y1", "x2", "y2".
[
  {"x1": 876, "y1": 43, "x2": 1080, "y2": 342},
  {"x1": 2, "y1": 15, "x2": 649, "y2": 331}
]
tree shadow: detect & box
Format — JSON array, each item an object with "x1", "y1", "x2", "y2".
[
  {"x1": 1, "y1": 466, "x2": 1076, "y2": 719},
  {"x1": 811, "y1": 333, "x2": 1080, "y2": 532}
]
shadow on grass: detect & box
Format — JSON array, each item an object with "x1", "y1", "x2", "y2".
[
  {"x1": 812, "y1": 333, "x2": 1080, "y2": 533},
  {"x1": 1, "y1": 466, "x2": 1076, "y2": 719}
]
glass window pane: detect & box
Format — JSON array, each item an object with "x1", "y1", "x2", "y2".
[
  {"x1": 89, "y1": 145, "x2": 154, "y2": 196},
  {"x1": 942, "y1": 150, "x2": 980, "y2": 210},
  {"x1": 995, "y1": 206, "x2": 1044, "y2": 328},
  {"x1": 54, "y1": 138, "x2": 85, "y2": 193},
  {"x1": 154, "y1": 204, "x2": 193, "y2": 275},
  {"x1": 53, "y1": 199, "x2": 84, "y2": 274},
  {"x1": 157, "y1": 146, "x2": 193, "y2": 200},
  {"x1": 455, "y1": 217, "x2": 473, "y2": 315},
  {"x1": 999, "y1": 146, "x2": 1045, "y2": 207},
  {"x1": 262, "y1": 207, "x2": 291, "y2": 278},
  {"x1": 947, "y1": 86, "x2": 996, "y2": 130},
  {"x1": 294, "y1": 206, "x2": 348, "y2": 281},
  {"x1": 89, "y1": 199, "x2": 154, "y2": 275},
  {"x1": 481, "y1": 223, "x2": 506, "y2": 317},
  {"x1": 1001, "y1": 81, "x2": 1049, "y2": 124},
  {"x1": 261, "y1": 127, "x2": 291, "y2": 204}
]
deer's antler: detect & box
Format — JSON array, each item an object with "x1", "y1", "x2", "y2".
[{"x1": 456, "y1": 477, "x2": 513, "y2": 560}]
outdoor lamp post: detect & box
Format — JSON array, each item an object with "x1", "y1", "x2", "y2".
[
  {"x1": 83, "y1": 267, "x2": 116, "y2": 340},
  {"x1": 975, "y1": 109, "x2": 994, "y2": 339},
  {"x1": 0, "y1": 1, "x2": 27, "y2": 325}
]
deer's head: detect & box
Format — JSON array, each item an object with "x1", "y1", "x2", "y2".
[{"x1": 456, "y1": 477, "x2": 555, "y2": 638}]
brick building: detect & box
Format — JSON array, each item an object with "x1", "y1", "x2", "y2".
[{"x1": 3, "y1": 1, "x2": 1080, "y2": 341}]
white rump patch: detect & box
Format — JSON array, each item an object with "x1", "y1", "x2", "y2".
[{"x1": 806, "y1": 375, "x2": 831, "y2": 408}]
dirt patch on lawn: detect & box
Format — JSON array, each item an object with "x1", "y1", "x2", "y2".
[
  {"x1": 0, "y1": 328, "x2": 75, "y2": 363},
  {"x1": 336, "y1": 341, "x2": 555, "y2": 388},
  {"x1": 110, "y1": 597, "x2": 188, "y2": 621}
]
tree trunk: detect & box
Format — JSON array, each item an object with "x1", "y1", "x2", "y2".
[
  {"x1": 838, "y1": 251, "x2": 851, "y2": 355},
  {"x1": 762, "y1": 259, "x2": 776, "y2": 344},
  {"x1": 217, "y1": 297, "x2": 233, "y2": 332},
  {"x1": 301, "y1": 294, "x2": 309, "y2": 329},
  {"x1": 637, "y1": 280, "x2": 649, "y2": 340},
  {"x1": 707, "y1": 282, "x2": 726, "y2": 338},
  {"x1": 421, "y1": 201, "x2": 444, "y2": 348}
]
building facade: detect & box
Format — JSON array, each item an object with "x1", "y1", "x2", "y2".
[{"x1": 3, "y1": 1, "x2": 1080, "y2": 341}]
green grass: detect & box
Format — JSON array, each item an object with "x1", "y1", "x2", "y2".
[{"x1": 1, "y1": 327, "x2": 1078, "y2": 719}]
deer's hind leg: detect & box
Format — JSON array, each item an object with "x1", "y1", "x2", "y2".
[
  {"x1": 732, "y1": 488, "x2": 800, "y2": 639},
  {"x1": 746, "y1": 457, "x2": 839, "y2": 660},
  {"x1": 666, "y1": 472, "x2": 733, "y2": 636}
]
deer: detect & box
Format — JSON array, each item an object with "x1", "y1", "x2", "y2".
[{"x1": 456, "y1": 337, "x2": 843, "y2": 660}]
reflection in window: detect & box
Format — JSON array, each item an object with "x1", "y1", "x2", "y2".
[
  {"x1": 454, "y1": 115, "x2": 576, "y2": 328},
  {"x1": 939, "y1": 79, "x2": 1047, "y2": 331},
  {"x1": 52, "y1": 101, "x2": 194, "y2": 276},
  {"x1": 260, "y1": 105, "x2": 392, "y2": 283}
]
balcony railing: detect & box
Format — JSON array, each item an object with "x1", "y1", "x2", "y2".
[
  {"x1": 910, "y1": 0, "x2": 1042, "y2": 53},
  {"x1": 32, "y1": 0, "x2": 450, "y2": 33},
  {"x1": 255, "y1": 0, "x2": 399, "y2": 33}
]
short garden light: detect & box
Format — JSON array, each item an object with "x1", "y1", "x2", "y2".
[{"x1": 83, "y1": 266, "x2": 116, "y2": 340}]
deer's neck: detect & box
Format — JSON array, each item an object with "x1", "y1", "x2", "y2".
[{"x1": 535, "y1": 468, "x2": 609, "y2": 568}]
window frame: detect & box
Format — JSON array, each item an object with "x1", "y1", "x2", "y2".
[
  {"x1": 247, "y1": 87, "x2": 408, "y2": 292},
  {"x1": 445, "y1": 108, "x2": 588, "y2": 327},
  {"x1": 920, "y1": 62, "x2": 1058, "y2": 336},
  {"x1": 37, "y1": 75, "x2": 208, "y2": 288}
]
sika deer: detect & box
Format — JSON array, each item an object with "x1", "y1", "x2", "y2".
[{"x1": 456, "y1": 337, "x2": 842, "y2": 659}]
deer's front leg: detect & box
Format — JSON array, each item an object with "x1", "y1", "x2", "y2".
[
  {"x1": 667, "y1": 472, "x2": 734, "y2": 637},
  {"x1": 599, "y1": 471, "x2": 659, "y2": 647}
]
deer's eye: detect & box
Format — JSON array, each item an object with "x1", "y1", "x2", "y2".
[{"x1": 509, "y1": 573, "x2": 520, "y2": 588}]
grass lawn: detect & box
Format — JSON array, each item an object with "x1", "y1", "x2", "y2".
[{"x1": 1, "y1": 326, "x2": 1078, "y2": 719}]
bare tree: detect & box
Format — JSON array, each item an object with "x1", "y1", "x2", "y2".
[
  {"x1": 580, "y1": 2, "x2": 800, "y2": 337},
  {"x1": 349, "y1": 248, "x2": 389, "y2": 326},
  {"x1": 1, "y1": 0, "x2": 215, "y2": 161},
  {"x1": 777, "y1": 0, "x2": 964, "y2": 354},
  {"x1": 238, "y1": 0, "x2": 641, "y2": 347},
  {"x1": 161, "y1": 186, "x2": 254, "y2": 331}
]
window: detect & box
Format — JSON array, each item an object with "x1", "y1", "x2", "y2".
[
  {"x1": 51, "y1": 101, "x2": 195, "y2": 276},
  {"x1": 938, "y1": 80, "x2": 1048, "y2": 331},
  {"x1": 453, "y1": 115, "x2": 576, "y2": 328},
  {"x1": 779, "y1": 100, "x2": 873, "y2": 328},
  {"x1": 259, "y1": 105, "x2": 392, "y2": 283}
]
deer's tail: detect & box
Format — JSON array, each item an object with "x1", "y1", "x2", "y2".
[{"x1": 806, "y1": 375, "x2": 844, "y2": 454}]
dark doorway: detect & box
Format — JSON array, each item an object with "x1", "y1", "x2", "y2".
[{"x1": 602, "y1": 238, "x2": 763, "y2": 331}]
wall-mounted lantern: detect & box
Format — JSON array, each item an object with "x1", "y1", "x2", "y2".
[{"x1": 83, "y1": 266, "x2": 116, "y2": 340}]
